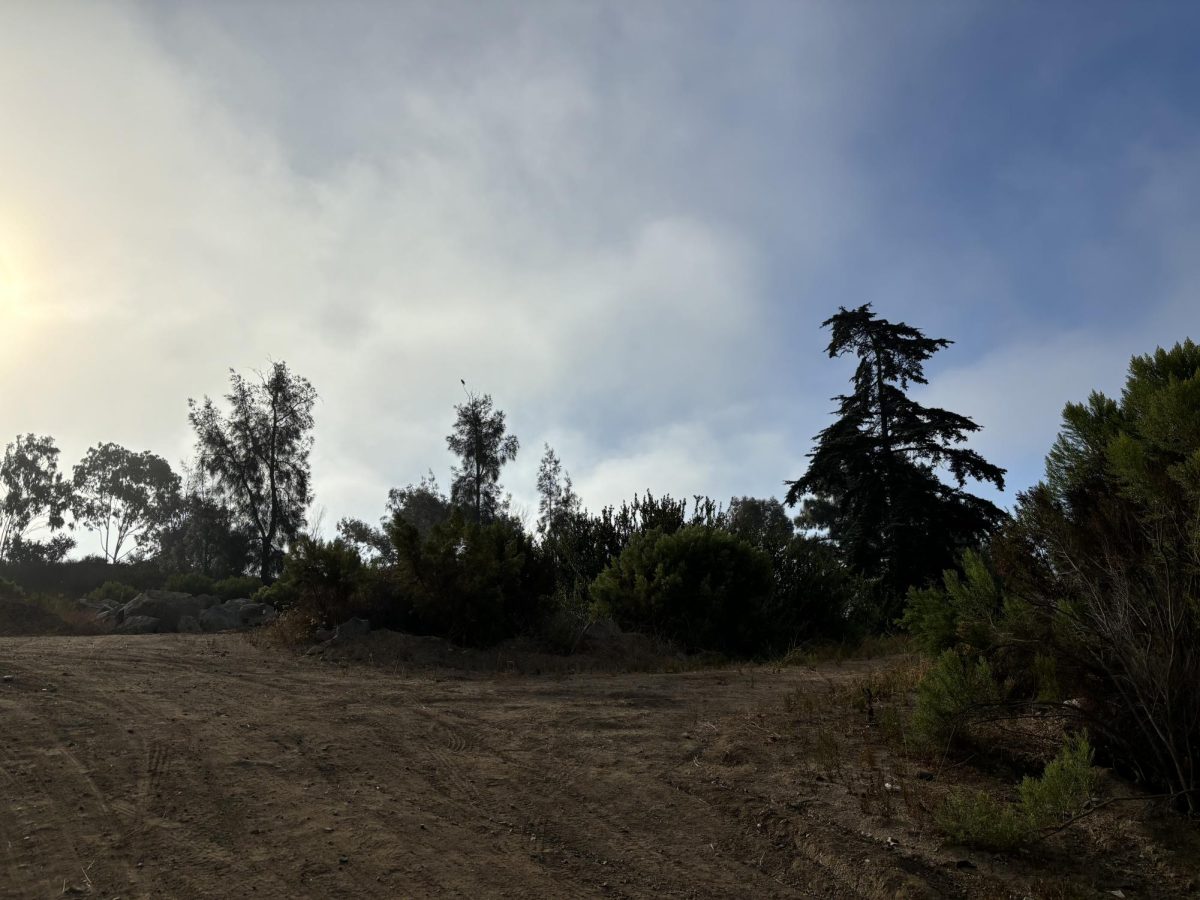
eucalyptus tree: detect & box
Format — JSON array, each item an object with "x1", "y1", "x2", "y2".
[
  {"x1": 72, "y1": 443, "x2": 181, "y2": 563},
  {"x1": 0, "y1": 433, "x2": 75, "y2": 563}
]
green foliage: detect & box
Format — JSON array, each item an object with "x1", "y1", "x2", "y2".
[
  {"x1": 87, "y1": 580, "x2": 138, "y2": 605},
  {"x1": 900, "y1": 550, "x2": 1003, "y2": 655},
  {"x1": 0, "y1": 575, "x2": 24, "y2": 600},
  {"x1": 937, "y1": 734, "x2": 1097, "y2": 849},
  {"x1": 391, "y1": 509, "x2": 552, "y2": 647},
  {"x1": 1019, "y1": 734, "x2": 1097, "y2": 828},
  {"x1": 72, "y1": 443, "x2": 180, "y2": 563},
  {"x1": 271, "y1": 536, "x2": 368, "y2": 625},
  {"x1": 155, "y1": 466, "x2": 254, "y2": 579},
  {"x1": 935, "y1": 790, "x2": 1030, "y2": 851},
  {"x1": 212, "y1": 575, "x2": 263, "y2": 601},
  {"x1": 786, "y1": 305, "x2": 1006, "y2": 624},
  {"x1": 912, "y1": 651, "x2": 1003, "y2": 747},
  {"x1": 164, "y1": 572, "x2": 216, "y2": 596},
  {"x1": 1001, "y1": 339, "x2": 1200, "y2": 812},
  {"x1": 590, "y1": 525, "x2": 774, "y2": 655}
]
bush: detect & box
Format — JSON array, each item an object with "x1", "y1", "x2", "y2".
[
  {"x1": 267, "y1": 536, "x2": 369, "y2": 626},
  {"x1": 900, "y1": 550, "x2": 1002, "y2": 656},
  {"x1": 937, "y1": 734, "x2": 1097, "y2": 849},
  {"x1": 164, "y1": 572, "x2": 216, "y2": 596},
  {"x1": 212, "y1": 575, "x2": 263, "y2": 601},
  {"x1": 590, "y1": 525, "x2": 773, "y2": 655},
  {"x1": 87, "y1": 581, "x2": 138, "y2": 605},
  {"x1": 935, "y1": 790, "x2": 1029, "y2": 851},
  {"x1": 993, "y1": 340, "x2": 1200, "y2": 812},
  {"x1": 392, "y1": 510, "x2": 552, "y2": 647},
  {"x1": 912, "y1": 651, "x2": 1004, "y2": 747}
]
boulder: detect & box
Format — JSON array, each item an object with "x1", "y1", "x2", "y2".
[
  {"x1": 76, "y1": 597, "x2": 120, "y2": 613},
  {"x1": 177, "y1": 615, "x2": 202, "y2": 633},
  {"x1": 199, "y1": 599, "x2": 278, "y2": 632},
  {"x1": 96, "y1": 608, "x2": 123, "y2": 627},
  {"x1": 334, "y1": 617, "x2": 371, "y2": 640},
  {"x1": 115, "y1": 615, "x2": 161, "y2": 635},
  {"x1": 120, "y1": 591, "x2": 206, "y2": 630},
  {"x1": 199, "y1": 603, "x2": 243, "y2": 632}
]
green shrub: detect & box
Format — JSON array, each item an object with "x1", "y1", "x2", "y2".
[
  {"x1": 1018, "y1": 734, "x2": 1097, "y2": 828},
  {"x1": 87, "y1": 581, "x2": 138, "y2": 605},
  {"x1": 900, "y1": 550, "x2": 1003, "y2": 656},
  {"x1": 912, "y1": 650, "x2": 1003, "y2": 747},
  {"x1": 164, "y1": 572, "x2": 216, "y2": 596},
  {"x1": 0, "y1": 576, "x2": 25, "y2": 601},
  {"x1": 935, "y1": 789, "x2": 1030, "y2": 851},
  {"x1": 267, "y1": 536, "x2": 367, "y2": 626},
  {"x1": 591, "y1": 525, "x2": 773, "y2": 655},
  {"x1": 392, "y1": 510, "x2": 552, "y2": 647},
  {"x1": 212, "y1": 575, "x2": 263, "y2": 601},
  {"x1": 937, "y1": 734, "x2": 1097, "y2": 849}
]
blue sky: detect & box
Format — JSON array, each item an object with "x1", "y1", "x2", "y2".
[{"x1": 1, "y1": 1, "x2": 1198, "y2": 552}]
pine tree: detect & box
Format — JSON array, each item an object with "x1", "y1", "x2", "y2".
[
  {"x1": 536, "y1": 444, "x2": 579, "y2": 535},
  {"x1": 786, "y1": 305, "x2": 1005, "y2": 623},
  {"x1": 446, "y1": 389, "x2": 519, "y2": 525}
]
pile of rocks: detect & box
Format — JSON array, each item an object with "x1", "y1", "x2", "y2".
[{"x1": 78, "y1": 590, "x2": 278, "y2": 635}]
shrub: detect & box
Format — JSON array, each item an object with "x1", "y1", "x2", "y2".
[
  {"x1": 212, "y1": 575, "x2": 263, "y2": 601},
  {"x1": 912, "y1": 651, "x2": 1004, "y2": 747},
  {"x1": 900, "y1": 549, "x2": 1003, "y2": 656},
  {"x1": 590, "y1": 525, "x2": 773, "y2": 655},
  {"x1": 0, "y1": 576, "x2": 25, "y2": 600},
  {"x1": 995, "y1": 340, "x2": 1200, "y2": 812},
  {"x1": 164, "y1": 572, "x2": 216, "y2": 596},
  {"x1": 391, "y1": 510, "x2": 552, "y2": 647},
  {"x1": 87, "y1": 580, "x2": 138, "y2": 605},
  {"x1": 937, "y1": 734, "x2": 1097, "y2": 849},
  {"x1": 268, "y1": 536, "x2": 368, "y2": 626},
  {"x1": 935, "y1": 789, "x2": 1029, "y2": 851}
]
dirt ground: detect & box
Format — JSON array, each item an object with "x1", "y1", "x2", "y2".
[{"x1": 1, "y1": 634, "x2": 1195, "y2": 899}]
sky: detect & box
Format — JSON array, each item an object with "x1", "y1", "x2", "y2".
[{"x1": 2, "y1": 1, "x2": 1199, "y2": 554}]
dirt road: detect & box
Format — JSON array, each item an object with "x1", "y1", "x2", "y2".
[{"x1": 0, "y1": 634, "x2": 940, "y2": 899}]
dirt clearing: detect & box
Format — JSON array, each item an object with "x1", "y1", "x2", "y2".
[{"x1": 0, "y1": 635, "x2": 1192, "y2": 898}]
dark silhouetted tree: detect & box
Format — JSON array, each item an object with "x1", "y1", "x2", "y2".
[
  {"x1": 188, "y1": 362, "x2": 317, "y2": 581},
  {"x1": 787, "y1": 305, "x2": 1005, "y2": 623},
  {"x1": 447, "y1": 389, "x2": 518, "y2": 525},
  {"x1": 72, "y1": 443, "x2": 181, "y2": 563},
  {"x1": 536, "y1": 444, "x2": 579, "y2": 536},
  {"x1": 0, "y1": 433, "x2": 75, "y2": 563}
]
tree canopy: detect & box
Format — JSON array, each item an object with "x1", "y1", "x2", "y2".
[
  {"x1": 0, "y1": 433, "x2": 75, "y2": 564},
  {"x1": 446, "y1": 389, "x2": 519, "y2": 525},
  {"x1": 72, "y1": 443, "x2": 180, "y2": 563},
  {"x1": 787, "y1": 305, "x2": 1005, "y2": 622},
  {"x1": 188, "y1": 362, "x2": 317, "y2": 581}
]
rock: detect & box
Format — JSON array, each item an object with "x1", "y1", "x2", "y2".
[
  {"x1": 199, "y1": 599, "x2": 278, "y2": 632},
  {"x1": 314, "y1": 628, "x2": 334, "y2": 643},
  {"x1": 177, "y1": 615, "x2": 202, "y2": 633},
  {"x1": 199, "y1": 603, "x2": 243, "y2": 633},
  {"x1": 2, "y1": 675, "x2": 12, "y2": 682},
  {"x1": 115, "y1": 615, "x2": 161, "y2": 635},
  {"x1": 121, "y1": 591, "x2": 206, "y2": 630},
  {"x1": 334, "y1": 618, "x2": 371, "y2": 640},
  {"x1": 76, "y1": 597, "x2": 120, "y2": 613},
  {"x1": 96, "y1": 608, "x2": 123, "y2": 627}
]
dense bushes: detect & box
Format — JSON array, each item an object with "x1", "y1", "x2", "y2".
[
  {"x1": 392, "y1": 511, "x2": 553, "y2": 647},
  {"x1": 904, "y1": 340, "x2": 1200, "y2": 814},
  {"x1": 591, "y1": 526, "x2": 773, "y2": 655}
]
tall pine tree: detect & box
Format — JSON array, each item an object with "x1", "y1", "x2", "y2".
[{"x1": 786, "y1": 305, "x2": 1005, "y2": 624}]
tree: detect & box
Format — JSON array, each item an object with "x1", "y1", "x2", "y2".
[
  {"x1": 535, "y1": 444, "x2": 579, "y2": 535},
  {"x1": 0, "y1": 433, "x2": 75, "y2": 563},
  {"x1": 997, "y1": 340, "x2": 1200, "y2": 812},
  {"x1": 787, "y1": 305, "x2": 1005, "y2": 623},
  {"x1": 156, "y1": 463, "x2": 254, "y2": 578},
  {"x1": 446, "y1": 389, "x2": 519, "y2": 525},
  {"x1": 72, "y1": 443, "x2": 181, "y2": 563},
  {"x1": 188, "y1": 362, "x2": 317, "y2": 582}
]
